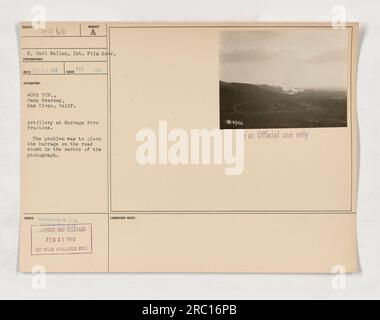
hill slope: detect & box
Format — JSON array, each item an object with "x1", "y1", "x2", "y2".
[{"x1": 220, "y1": 81, "x2": 347, "y2": 129}]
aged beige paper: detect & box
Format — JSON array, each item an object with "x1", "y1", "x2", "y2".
[{"x1": 19, "y1": 22, "x2": 359, "y2": 273}]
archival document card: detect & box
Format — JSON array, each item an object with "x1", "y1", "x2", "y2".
[{"x1": 19, "y1": 22, "x2": 359, "y2": 273}]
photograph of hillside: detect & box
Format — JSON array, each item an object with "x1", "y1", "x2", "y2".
[{"x1": 220, "y1": 29, "x2": 349, "y2": 129}]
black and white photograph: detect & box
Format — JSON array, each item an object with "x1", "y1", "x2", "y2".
[{"x1": 220, "y1": 29, "x2": 349, "y2": 129}]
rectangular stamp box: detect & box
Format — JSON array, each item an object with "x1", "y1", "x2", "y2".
[{"x1": 31, "y1": 224, "x2": 93, "y2": 256}]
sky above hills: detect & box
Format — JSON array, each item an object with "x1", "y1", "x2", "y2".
[{"x1": 220, "y1": 28, "x2": 349, "y2": 90}]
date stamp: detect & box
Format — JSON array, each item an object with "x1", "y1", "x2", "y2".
[{"x1": 31, "y1": 224, "x2": 93, "y2": 256}]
